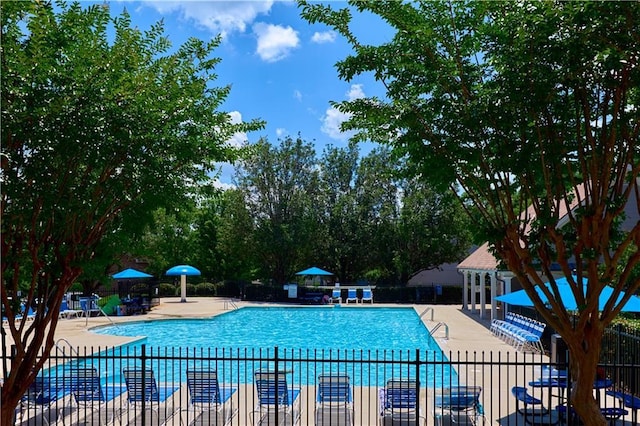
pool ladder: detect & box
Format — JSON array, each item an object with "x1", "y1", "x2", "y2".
[
  {"x1": 430, "y1": 322, "x2": 449, "y2": 340},
  {"x1": 55, "y1": 338, "x2": 79, "y2": 356},
  {"x1": 224, "y1": 299, "x2": 239, "y2": 310},
  {"x1": 84, "y1": 305, "x2": 116, "y2": 327},
  {"x1": 419, "y1": 307, "x2": 434, "y2": 321}
]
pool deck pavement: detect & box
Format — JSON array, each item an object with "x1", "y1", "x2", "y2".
[
  {"x1": 4, "y1": 297, "x2": 514, "y2": 353},
  {"x1": 5, "y1": 298, "x2": 561, "y2": 425}
]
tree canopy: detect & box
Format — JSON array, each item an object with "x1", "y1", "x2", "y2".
[
  {"x1": 298, "y1": 1, "x2": 639, "y2": 423},
  {"x1": 226, "y1": 136, "x2": 471, "y2": 285},
  {"x1": 0, "y1": 2, "x2": 262, "y2": 422}
]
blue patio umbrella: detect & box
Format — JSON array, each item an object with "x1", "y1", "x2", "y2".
[
  {"x1": 166, "y1": 265, "x2": 201, "y2": 303},
  {"x1": 112, "y1": 269, "x2": 153, "y2": 280},
  {"x1": 296, "y1": 267, "x2": 333, "y2": 276},
  {"x1": 495, "y1": 276, "x2": 640, "y2": 312},
  {"x1": 296, "y1": 266, "x2": 334, "y2": 287}
]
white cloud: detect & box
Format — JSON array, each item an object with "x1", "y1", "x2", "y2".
[
  {"x1": 347, "y1": 84, "x2": 365, "y2": 100},
  {"x1": 212, "y1": 161, "x2": 238, "y2": 190},
  {"x1": 293, "y1": 90, "x2": 302, "y2": 101},
  {"x1": 213, "y1": 180, "x2": 236, "y2": 191},
  {"x1": 212, "y1": 112, "x2": 247, "y2": 190},
  {"x1": 253, "y1": 22, "x2": 300, "y2": 62},
  {"x1": 321, "y1": 107, "x2": 352, "y2": 140},
  {"x1": 321, "y1": 84, "x2": 365, "y2": 140},
  {"x1": 226, "y1": 111, "x2": 248, "y2": 148},
  {"x1": 276, "y1": 128, "x2": 287, "y2": 137},
  {"x1": 311, "y1": 31, "x2": 336, "y2": 44},
  {"x1": 145, "y1": 1, "x2": 275, "y2": 38}
]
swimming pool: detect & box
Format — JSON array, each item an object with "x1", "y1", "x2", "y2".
[
  {"x1": 64, "y1": 307, "x2": 457, "y2": 386},
  {"x1": 94, "y1": 306, "x2": 441, "y2": 351}
]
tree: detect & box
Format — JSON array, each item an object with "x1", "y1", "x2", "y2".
[
  {"x1": 353, "y1": 148, "x2": 401, "y2": 284},
  {"x1": 299, "y1": 1, "x2": 639, "y2": 423},
  {"x1": 140, "y1": 206, "x2": 199, "y2": 278},
  {"x1": 235, "y1": 135, "x2": 320, "y2": 284},
  {"x1": 0, "y1": 2, "x2": 262, "y2": 422},
  {"x1": 316, "y1": 145, "x2": 362, "y2": 282},
  {"x1": 194, "y1": 190, "x2": 259, "y2": 283},
  {"x1": 395, "y1": 177, "x2": 472, "y2": 283}
]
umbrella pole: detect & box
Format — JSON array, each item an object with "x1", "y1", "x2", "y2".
[{"x1": 180, "y1": 275, "x2": 187, "y2": 302}]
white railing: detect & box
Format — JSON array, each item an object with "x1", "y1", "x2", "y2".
[
  {"x1": 55, "y1": 338, "x2": 79, "y2": 356},
  {"x1": 429, "y1": 322, "x2": 449, "y2": 340},
  {"x1": 224, "y1": 299, "x2": 239, "y2": 310},
  {"x1": 419, "y1": 307, "x2": 434, "y2": 321}
]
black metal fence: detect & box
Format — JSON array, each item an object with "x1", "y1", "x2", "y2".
[{"x1": 9, "y1": 345, "x2": 640, "y2": 426}]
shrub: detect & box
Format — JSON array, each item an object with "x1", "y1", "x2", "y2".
[
  {"x1": 157, "y1": 283, "x2": 177, "y2": 297},
  {"x1": 68, "y1": 282, "x2": 83, "y2": 292},
  {"x1": 194, "y1": 282, "x2": 217, "y2": 296},
  {"x1": 185, "y1": 283, "x2": 197, "y2": 296}
]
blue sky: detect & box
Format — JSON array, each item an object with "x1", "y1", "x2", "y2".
[{"x1": 109, "y1": 1, "x2": 392, "y2": 186}]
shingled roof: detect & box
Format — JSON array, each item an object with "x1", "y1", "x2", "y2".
[
  {"x1": 457, "y1": 242, "x2": 498, "y2": 271},
  {"x1": 456, "y1": 182, "x2": 640, "y2": 272}
]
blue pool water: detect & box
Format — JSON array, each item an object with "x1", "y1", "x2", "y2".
[
  {"x1": 94, "y1": 306, "x2": 441, "y2": 351},
  {"x1": 57, "y1": 307, "x2": 457, "y2": 386}
]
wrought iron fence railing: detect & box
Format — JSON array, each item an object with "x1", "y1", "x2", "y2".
[{"x1": 7, "y1": 346, "x2": 640, "y2": 426}]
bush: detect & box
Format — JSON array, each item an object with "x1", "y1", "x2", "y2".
[
  {"x1": 157, "y1": 283, "x2": 177, "y2": 297},
  {"x1": 194, "y1": 282, "x2": 217, "y2": 296},
  {"x1": 68, "y1": 282, "x2": 83, "y2": 292},
  {"x1": 185, "y1": 283, "x2": 197, "y2": 296}
]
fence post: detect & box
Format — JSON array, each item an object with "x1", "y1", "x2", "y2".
[
  {"x1": 274, "y1": 346, "x2": 280, "y2": 426},
  {"x1": 415, "y1": 348, "x2": 421, "y2": 426},
  {"x1": 616, "y1": 323, "x2": 621, "y2": 365},
  {"x1": 141, "y1": 343, "x2": 147, "y2": 425}
]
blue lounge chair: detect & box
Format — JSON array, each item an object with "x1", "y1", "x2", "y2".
[
  {"x1": 15, "y1": 305, "x2": 36, "y2": 323},
  {"x1": 17, "y1": 374, "x2": 73, "y2": 425},
  {"x1": 345, "y1": 289, "x2": 358, "y2": 304},
  {"x1": 56, "y1": 367, "x2": 125, "y2": 425},
  {"x1": 252, "y1": 370, "x2": 301, "y2": 426},
  {"x1": 330, "y1": 288, "x2": 342, "y2": 304},
  {"x1": 59, "y1": 300, "x2": 80, "y2": 319},
  {"x1": 177, "y1": 369, "x2": 237, "y2": 426},
  {"x1": 79, "y1": 298, "x2": 100, "y2": 318},
  {"x1": 379, "y1": 379, "x2": 425, "y2": 425},
  {"x1": 434, "y1": 385, "x2": 485, "y2": 425},
  {"x1": 121, "y1": 368, "x2": 179, "y2": 425},
  {"x1": 315, "y1": 374, "x2": 353, "y2": 426},
  {"x1": 361, "y1": 288, "x2": 373, "y2": 304}
]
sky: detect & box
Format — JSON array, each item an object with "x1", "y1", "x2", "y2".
[{"x1": 108, "y1": 1, "x2": 393, "y2": 187}]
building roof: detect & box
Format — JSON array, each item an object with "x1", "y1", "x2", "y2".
[
  {"x1": 456, "y1": 181, "x2": 639, "y2": 272},
  {"x1": 457, "y1": 242, "x2": 498, "y2": 271}
]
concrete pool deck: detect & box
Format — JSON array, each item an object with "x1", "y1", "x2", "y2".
[
  {"x1": 4, "y1": 298, "x2": 555, "y2": 425},
  {"x1": 3, "y1": 297, "x2": 519, "y2": 354}
]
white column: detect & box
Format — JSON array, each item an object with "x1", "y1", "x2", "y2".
[
  {"x1": 490, "y1": 273, "x2": 497, "y2": 321},
  {"x1": 501, "y1": 274, "x2": 514, "y2": 317},
  {"x1": 479, "y1": 272, "x2": 486, "y2": 319},
  {"x1": 470, "y1": 272, "x2": 476, "y2": 314},
  {"x1": 462, "y1": 271, "x2": 469, "y2": 311},
  {"x1": 180, "y1": 275, "x2": 187, "y2": 302}
]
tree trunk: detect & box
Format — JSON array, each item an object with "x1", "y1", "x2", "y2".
[
  {"x1": 566, "y1": 323, "x2": 607, "y2": 426},
  {"x1": 2, "y1": 385, "x2": 21, "y2": 426},
  {"x1": 1, "y1": 276, "x2": 74, "y2": 426}
]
